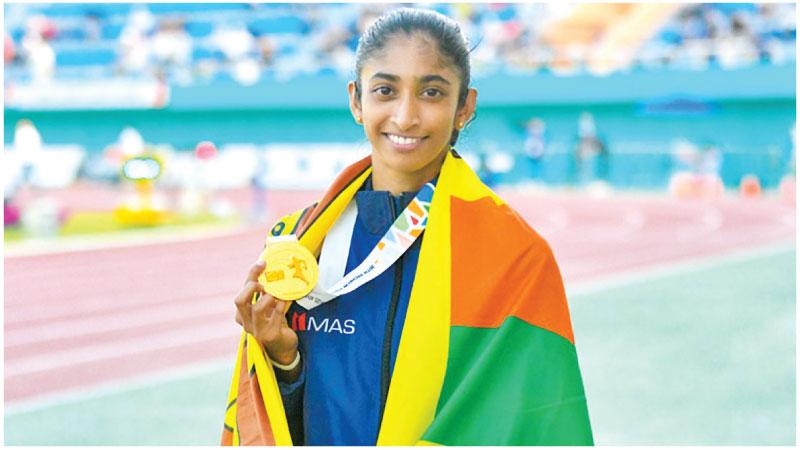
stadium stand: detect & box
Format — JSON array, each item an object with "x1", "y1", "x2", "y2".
[
  {"x1": 4, "y1": 2, "x2": 796, "y2": 85},
  {"x1": 3, "y1": 3, "x2": 796, "y2": 193}
]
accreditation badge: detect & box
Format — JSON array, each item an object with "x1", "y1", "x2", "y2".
[{"x1": 259, "y1": 235, "x2": 319, "y2": 301}]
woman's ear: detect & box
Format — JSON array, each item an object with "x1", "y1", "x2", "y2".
[
  {"x1": 456, "y1": 88, "x2": 478, "y2": 127},
  {"x1": 347, "y1": 81, "x2": 363, "y2": 125}
]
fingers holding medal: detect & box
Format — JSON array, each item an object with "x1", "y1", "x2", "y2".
[{"x1": 258, "y1": 235, "x2": 319, "y2": 301}]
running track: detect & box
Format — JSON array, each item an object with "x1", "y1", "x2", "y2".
[{"x1": 4, "y1": 189, "x2": 795, "y2": 405}]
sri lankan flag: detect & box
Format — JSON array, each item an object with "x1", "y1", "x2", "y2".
[{"x1": 222, "y1": 149, "x2": 593, "y2": 445}]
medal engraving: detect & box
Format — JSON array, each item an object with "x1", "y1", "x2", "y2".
[{"x1": 260, "y1": 237, "x2": 319, "y2": 301}]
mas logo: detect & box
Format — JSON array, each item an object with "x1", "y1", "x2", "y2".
[{"x1": 291, "y1": 311, "x2": 355, "y2": 335}]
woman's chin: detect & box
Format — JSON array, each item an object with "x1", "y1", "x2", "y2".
[{"x1": 372, "y1": 141, "x2": 449, "y2": 179}]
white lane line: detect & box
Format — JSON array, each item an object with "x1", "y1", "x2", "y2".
[
  {"x1": 782, "y1": 212, "x2": 795, "y2": 227},
  {"x1": 701, "y1": 208, "x2": 723, "y2": 230},
  {"x1": 4, "y1": 357, "x2": 234, "y2": 415},
  {"x1": 5, "y1": 242, "x2": 794, "y2": 412},
  {"x1": 4, "y1": 287, "x2": 234, "y2": 326},
  {"x1": 5, "y1": 323, "x2": 240, "y2": 378},
  {"x1": 566, "y1": 241, "x2": 795, "y2": 298},
  {"x1": 623, "y1": 208, "x2": 646, "y2": 230},
  {"x1": 5, "y1": 295, "x2": 230, "y2": 347}
]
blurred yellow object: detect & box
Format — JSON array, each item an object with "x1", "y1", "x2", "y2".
[
  {"x1": 112, "y1": 205, "x2": 172, "y2": 226},
  {"x1": 120, "y1": 153, "x2": 163, "y2": 182},
  {"x1": 114, "y1": 152, "x2": 172, "y2": 226}
]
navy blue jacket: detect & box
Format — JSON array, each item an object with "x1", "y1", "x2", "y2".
[{"x1": 277, "y1": 177, "x2": 423, "y2": 445}]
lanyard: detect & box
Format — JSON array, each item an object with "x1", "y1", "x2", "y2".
[{"x1": 297, "y1": 182, "x2": 434, "y2": 310}]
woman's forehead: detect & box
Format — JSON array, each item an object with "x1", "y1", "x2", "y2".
[{"x1": 362, "y1": 33, "x2": 458, "y2": 82}]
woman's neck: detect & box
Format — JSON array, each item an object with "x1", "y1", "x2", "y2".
[{"x1": 371, "y1": 150, "x2": 446, "y2": 195}]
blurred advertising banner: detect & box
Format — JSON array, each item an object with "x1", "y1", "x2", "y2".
[{"x1": 5, "y1": 79, "x2": 169, "y2": 110}]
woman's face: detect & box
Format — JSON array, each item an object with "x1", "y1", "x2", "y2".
[{"x1": 349, "y1": 33, "x2": 476, "y2": 180}]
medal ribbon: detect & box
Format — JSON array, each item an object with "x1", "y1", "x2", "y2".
[{"x1": 297, "y1": 182, "x2": 434, "y2": 310}]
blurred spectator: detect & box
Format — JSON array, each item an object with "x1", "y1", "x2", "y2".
[
  {"x1": 475, "y1": 151, "x2": 496, "y2": 188},
  {"x1": 257, "y1": 35, "x2": 275, "y2": 68},
  {"x1": 671, "y1": 139, "x2": 699, "y2": 172},
  {"x1": 118, "y1": 126, "x2": 146, "y2": 157},
  {"x1": 211, "y1": 22, "x2": 255, "y2": 61},
  {"x1": 636, "y1": 3, "x2": 794, "y2": 71},
  {"x1": 231, "y1": 58, "x2": 261, "y2": 85},
  {"x1": 671, "y1": 139, "x2": 722, "y2": 176},
  {"x1": 4, "y1": 198, "x2": 22, "y2": 227},
  {"x1": 669, "y1": 139, "x2": 723, "y2": 198},
  {"x1": 573, "y1": 112, "x2": 609, "y2": 186},
  {"x1": 523, "y1": 118, "x2": 547, "y2": 181},
  {"x1": 5, "y1": 33, "x2": 16, "y2": 64},
  {"x1": 3, "y1": 3, "x2": 796, "y2": 84},
  {"x1": 21, "y1": 15, "x2": 56, "y2": 83},
  {"x1": 209, "y1": 22, "x2": 261, "y2": 85},
  {"x1": 13, "y1": 119, "x2": 43, "y2": 186},
  {"x1": 26, "y1": 14, "x2": 57, "y2": 40},
  {"x1": 250, "y1": 152, "x2": 270, "y2": 222},
  {"x1": 85, "y1": 12, "x2": 102, "y2": 41},
  {"x1": 356, "y1": 6, "x2": 382, "y2": 36},
  {"x1": 314, "y1": 23, "x2": 355, "y2": 75},
  {"x1": 714, "y1": 12, "x2": 759, "y2": 68},
  {"x1": 118, "y1": 6, "x2": 155, "y2": 77},
  {"x1": 697, "y1": 143, "x2": 722, "y2": 175},
  {"x1": 152, "y1": 18, "x2": 191, "y2": 81}
]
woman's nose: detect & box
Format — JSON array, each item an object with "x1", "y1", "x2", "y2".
[{"x1": 391, "y1": 94, "x2": 420, "y2": 131}]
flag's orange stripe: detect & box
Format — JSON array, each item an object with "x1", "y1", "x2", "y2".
[
  {"x1": 450, "y1": 196, "x2": 575, "y2": 344},
  {"x1": 249, "y1": 370, "x2": 276, "y2": 445},
  {"x1": 235, "y1": 352, "x2": 276, "y2": 445},
  {"x1": 221, "y1": 428, "x2": 234, "y2": 446}
]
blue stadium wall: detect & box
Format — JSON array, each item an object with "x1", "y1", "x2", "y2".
[{"x1": 4, "y1": 63, "x2": 795, "y2": 189}]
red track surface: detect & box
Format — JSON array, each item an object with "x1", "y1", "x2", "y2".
[{"x1": 4, "y1": 188, "x2": 795, "y2": 404}]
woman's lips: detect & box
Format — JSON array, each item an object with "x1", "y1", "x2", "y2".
[{"x1": 384, "y1": 133, "x2": 426, "y2": 151}]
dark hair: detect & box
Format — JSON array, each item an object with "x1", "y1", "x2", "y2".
[{"x1": 353, "y1": 8, "x2": 472, "y2": 146}]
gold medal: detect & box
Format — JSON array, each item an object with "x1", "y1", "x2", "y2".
[{"x1": 259, "y1": 235, "x2": 319, "y2": 301}]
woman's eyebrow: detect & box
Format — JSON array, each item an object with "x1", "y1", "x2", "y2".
[
  {"x1": 369, "y1": 73, "x2": 451, "y2": 85},
  {"x1": 370, "y1": 72, "x2": 399, "y2": 82},
  {"x1": 419, "y1": 74, "x2": 451, "y2": 85}
]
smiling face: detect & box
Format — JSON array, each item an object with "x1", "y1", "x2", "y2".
[{"x1": 348, "y1": 32, "x2": 476, "y2": 193}]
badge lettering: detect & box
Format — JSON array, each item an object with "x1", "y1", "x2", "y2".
[
  {"x1": 292, "y1": 312, "x2": 356, "y2": 334},
  {"x1": 308, "y1": 317, "x2": 329, "y2": 332},
  {"x1": 328, "y1": 319, "x2": 343, "y2": 333}
]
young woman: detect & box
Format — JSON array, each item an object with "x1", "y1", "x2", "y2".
[{"x1": 224, "y1": 8, "x2": 592, "y2": 446}]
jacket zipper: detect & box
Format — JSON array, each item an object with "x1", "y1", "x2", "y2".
[{"x1": 377, "y1": 194, "x2": 404, "y2": 438}]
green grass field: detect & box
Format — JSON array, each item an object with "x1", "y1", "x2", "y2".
[
  {"x1": 4, "y1": 248, "x2": 795, "y2": 445},
  {"x1": 572, "y1": 248, "x2": 796, "y2": 445}
]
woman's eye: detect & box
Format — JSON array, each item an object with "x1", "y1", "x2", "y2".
[
  {"x1": 422, "y1": 88, "x2": 443, "y2": 98},
  {"x1": 373, "y1": 86, "x2": 393, "y2": 96}
]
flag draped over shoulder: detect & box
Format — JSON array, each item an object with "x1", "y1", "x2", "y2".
[{"x1": 222, "y1": 149, "x2": 593, "y2": 446}]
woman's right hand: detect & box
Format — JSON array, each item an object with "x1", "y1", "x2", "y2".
[{"x1": 234, "y1": 261, "x2": 299, "y2": 365}]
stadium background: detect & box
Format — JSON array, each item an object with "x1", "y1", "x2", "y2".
[{"x1": 3, "y1": 2, "x2": 796, "y2": 446}]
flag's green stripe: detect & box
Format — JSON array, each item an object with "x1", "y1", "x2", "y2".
[{"x1": 424, "y1": 316, "x2": 593, "y2": 445}]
